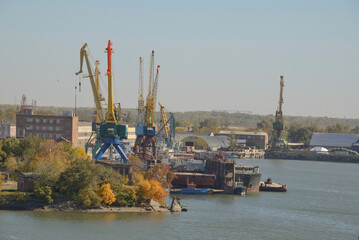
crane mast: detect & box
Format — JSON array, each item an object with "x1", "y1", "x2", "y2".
[
  {"x1": 105, "y1": 40, "x2": 116, "y2": 124},
  {"x1": 138, "y1": 57, "x2": 145, "y2": 115},
  {"x1": 76, "y1": 43, "x2": 105, "y2": 123},
  {"x1": 277, "y1": 75, "x2": 284, "y2": 114}
]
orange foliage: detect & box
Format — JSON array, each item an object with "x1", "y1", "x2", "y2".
[
  {"x1": 97, "y1": 183, "x2": 116, "y2": 205},
  {"x1": 135, "y1": 174, "x2": 167, "y2": 205}
]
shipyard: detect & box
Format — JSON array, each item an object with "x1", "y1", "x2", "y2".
[{"x1": 1, "y1": 1, "x2": 359, "y2": 240}]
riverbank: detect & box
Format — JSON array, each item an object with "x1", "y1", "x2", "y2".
[
  {"x1": 0, "y1": 195, "x2": 170, "y2": 213},
  {"x1": 265, "y1": 150, "x2": 359, "y2": 163}
]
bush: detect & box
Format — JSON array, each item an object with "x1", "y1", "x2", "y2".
[
  {"x1": 33, "y1": 184, "x2": 53, "y2": 204},
  {"x1": 76, "y1": 186, "x2": 101, "y2": 208},
  {"x1": 112, "y1": 185, "x2": 137, "y2": 207}
]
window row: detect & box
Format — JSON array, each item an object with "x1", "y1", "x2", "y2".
[{"x1": 26, "y1": 118, "x2": 64, "y2": 124}]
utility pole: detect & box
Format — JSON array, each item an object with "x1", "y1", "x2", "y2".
[{"x1": 75, "y1": 85, "x2": 77, "y2": 116}]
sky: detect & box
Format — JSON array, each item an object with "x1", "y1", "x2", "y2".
[{"x1": 0, "y1": 0, "x2": 358, "y2": 118}]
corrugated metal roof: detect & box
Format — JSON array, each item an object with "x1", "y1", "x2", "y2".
[
  {"x1": 175, "y1": 133, "x2": 230, "y2": 149},
  {"x1": 310, "y1": 132, "x2": 359, "y2": 148}
]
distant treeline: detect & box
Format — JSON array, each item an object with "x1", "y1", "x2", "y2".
[{"x1": 2, "y1": 104, "x2": 359, "y2": 130}]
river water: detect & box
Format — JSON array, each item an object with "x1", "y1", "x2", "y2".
[{"x1": 1, "y1": 159, "x2": 358, "y2": 240}]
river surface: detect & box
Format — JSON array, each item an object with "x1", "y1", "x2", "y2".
[{"x1": 1, "y1": 159, "x2": 358, "y2": 240}]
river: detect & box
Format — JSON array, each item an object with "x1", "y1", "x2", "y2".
[{"x1": 0, "y1": 159, "x2": 358, "y2": 240}]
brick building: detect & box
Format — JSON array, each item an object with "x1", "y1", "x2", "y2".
[
  {"x1": 0, "y1": 122, "x2": 16, "y2": 139},
  {"x1": 16, "y1": 113, "x2": 78, "y2": 145}
]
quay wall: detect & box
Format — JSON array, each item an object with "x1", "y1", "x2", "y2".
[{"x1": 265, "y1": 150, "x2": 359, "y2": 163}]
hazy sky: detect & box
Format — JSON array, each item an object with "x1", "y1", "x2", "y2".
[{"x1": 0, "y1": 0, "x2": 358, "y2": 118}]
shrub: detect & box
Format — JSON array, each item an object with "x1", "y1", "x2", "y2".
[
  {"x1": 76, "y1": 186, "x2": 101, "y2": 208},
  {"x1": 33, "y1": 184, "x2": 53, "y2": 204}
]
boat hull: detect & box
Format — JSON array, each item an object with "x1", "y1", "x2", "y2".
[
  {"x1": 172, "y1": 172, "x2": 216, "y2": 188},
  {"x1": 170, "y1": 188, "x2": 213, "y2": 195}
]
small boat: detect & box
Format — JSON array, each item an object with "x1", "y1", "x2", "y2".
[
  {"x1": 170, "y1": 182, "x2": 213, "y2": 195},
  {"x1": 259, "y1": 178, "x2": 287, "y2": 192}
]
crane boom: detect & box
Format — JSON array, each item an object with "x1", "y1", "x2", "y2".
[
  {"x1": 76, "y1": 43, "x2": 104, "y2": 123},
  {"x1": 138, "y1": 57, "x2": 144, "y2": 114},
  {"x1": 278, "y1": 75, "x2": 284, "y2": 113},
  {"x1": 159, "y1": 102, "x2": 169, "y2": 138},
  {"x1": 152, "y1": 65, "x2": 160, "y2": 112},
  {"x1": 145, "y1": 51, "x2": 155, "y2": 128}
]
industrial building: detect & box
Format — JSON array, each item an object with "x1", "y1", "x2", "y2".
[
  {"x1": 16, "y1": 112, "x2": 79, "y2": 145},
  {"x1": 0, "y1": 122, "x2": 16, "y2": 139},
  {"x1": 310, "y1": 132, "x2": 359, "y2": 150},
  {"x1": 217, "y1": 130, "x2": 268, "y2": 149}
]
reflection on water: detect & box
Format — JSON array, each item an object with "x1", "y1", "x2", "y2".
[
  {"x1": 1, "y1": 159, "x2": 359, "y2": 240},
  {"x1": 30, "y1": 211, "x2": 168, "y2": 223}
]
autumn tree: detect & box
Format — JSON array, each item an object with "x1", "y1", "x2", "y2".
[
  {"x1": 97, "y1": 183, "x2": 116, "y2": 205},
  {"x1": 135, "y1": 174, "x2": 167, "y2": 206},
  {"x1": 144, "y1": 163, "x2": 175, "y2": 188}
]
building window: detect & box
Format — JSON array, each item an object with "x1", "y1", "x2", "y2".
[
  {"x1": 41, "y1": 126, "x2": 46, "y2": 131},
  {"x1": 26, "y1": 118, "x2": 33, "y2": 123},
  {"x1": 48, "y1": 126, "x2": 53, "y2": 131},
  {"x1": 36, "y1": 126, "x2": 40, "y2": 130},
  {"x1": 35, "y1": 118, "x2": 40, "y2": 123}
]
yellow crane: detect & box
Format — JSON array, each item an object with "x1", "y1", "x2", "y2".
[
  {"x1": 145, "y1": 51, "x2": 155, "y2": 128},
  {"x1": 159, "y1": 102, "x2": 169, "y2": 139},
  {"x1": 76, "y1": 43, "x2": 105, "y2": 123},
  {"x1": 137, "y1": 57, "x2": 145, "y2": 122}
]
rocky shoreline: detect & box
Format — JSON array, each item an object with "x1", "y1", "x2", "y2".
[{"x1": 0, "y1": 198, "x2": 182, "y2": 213}]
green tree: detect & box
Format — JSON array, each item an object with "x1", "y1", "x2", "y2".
[
  {"x1": 175, "y1": 119, "x2": 191, "y2": 127},
  {"x1": 20, "y1": 136, "x2": 43, "y2": 160},
  {"x1": 326, "y1": 123, "x2": 348, "y2": 133},
  {"x1": 1, "y1": 138, "x2": 21, "y2": 158},
  {"x1": 257, "y1": 119, "x2": 273, "y2": 133}
]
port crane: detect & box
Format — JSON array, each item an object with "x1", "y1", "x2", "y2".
[
  {"x1": 91, "y1": 41, "x2": 128, "y2": 163},
  {"x1": 76, "y1": 43, "x2": 105, "y2": 124},
  {"x1": 133, "y1": 51, "x2": 160, "y2": 161},
  {"x1": 270, "y1": 75, "x2": 288, "y2": 150},
  {"x1": 157, "y1": 102, "x2": 175, "y2": 147}
]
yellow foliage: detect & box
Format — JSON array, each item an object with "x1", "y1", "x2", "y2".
[
  {"x1": 75, "y1": 147, "x2": 88, "y2": 160},
  {"x1": 97, "y1": 183, "x2": 116, "y2": 205},
  {"x1": 136, "y1": 176, "x2": 167, "y2": 206}
]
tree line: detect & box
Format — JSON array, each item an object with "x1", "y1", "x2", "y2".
[{"x1": 0, "y1": 136, "x2": 171, "y2": 208}]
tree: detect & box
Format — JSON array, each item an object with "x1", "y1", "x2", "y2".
[
  {"x1": 129, "y1": 155, "x2": 143, "y2": 174},
  {"x1": 175, "y1": 119, "x2": 191, "y2": 127},
  {"x1": 326, "y1": 123, "x2": 348, "y2": 133},
  {"x1": 97, "y1": 183, "x2": 116, "y2": 205},
  {"x1": 135, "y1": 174, "x2": 167, "y2": 206},
  {"x1": 144, "y1": 163, "x2": 175, "y2": 188},
  {"x1": 1, "y1": 138, "x2": 21, "y2": 158},
  {"x1": 20, "y1": 136, "x2": 43, "y2": 160},
  {"x1": 257, "y1": 119, "x2": 273, "y2": 133}
]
